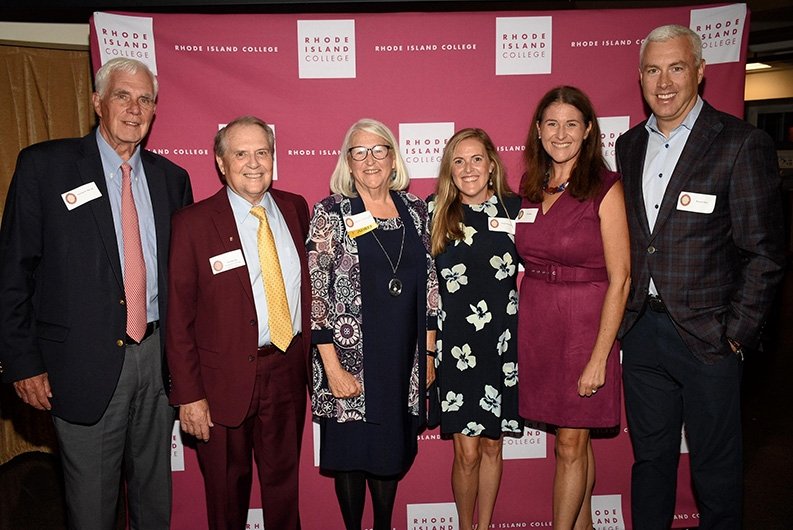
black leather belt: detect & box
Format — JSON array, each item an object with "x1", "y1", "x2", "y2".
[
  {"x1": 257, "y1": 344, "x2": 279, "y2": 356},
  {"x1": 257, "y1": 332, "x2": 301, "y2": 356},
  {"x1": 647, "y1": 295, "x2": 667, "y2": 313},
  {"x1": 125, "y1": 320, "x2": 159, "y2": 344}
]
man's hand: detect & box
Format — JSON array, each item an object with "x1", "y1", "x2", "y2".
[
  {"x1": 179, "y1": 399, "x2": 213, "y2": 442},
  {"x1": 13, "y1": 373, "x2": 52, "y2": 410}
]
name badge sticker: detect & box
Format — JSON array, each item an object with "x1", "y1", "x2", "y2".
[
  {"x1": 515, "y1": 208, "x2": 539, "y2": 223},
  {"x1": 677, "y1": 191, "x2": 716, "y2": 214},
  {"x1": 209, "y1": 249, "x2": 246, "y2": 275},
  {"x1": 61, "y1": 182, "x2": 102, "y2": 211},
  {"x1": 344, "y1": 211, "x2": 377, "y2": 238},
  {"x1": 488, "y1": 217, "x2": 515, "y2": 234}
]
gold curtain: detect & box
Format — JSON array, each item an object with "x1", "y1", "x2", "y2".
[{"x1": 0, "y1": 44, "x2": 94, "y2": 465}]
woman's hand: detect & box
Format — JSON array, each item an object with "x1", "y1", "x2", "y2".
[
  {"x1": 426, "y1": 356, "x2": 436, "y2": 388},
  {"x1": 577, "y1": 358, "x2": 606, "y2": 398},
  {"x1": 326, "y1": 366, "x2": 362, "y2": 398}
]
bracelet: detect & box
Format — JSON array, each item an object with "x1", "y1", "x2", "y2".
[{"x1": 426, "y1": 349, "x2": 436, "y2": 357}]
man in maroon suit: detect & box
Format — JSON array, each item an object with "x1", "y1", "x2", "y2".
[{"x1": 166, "y1": 116, "x2": 310, "y2": 529}]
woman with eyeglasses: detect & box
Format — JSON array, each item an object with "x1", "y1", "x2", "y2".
[{"x1": 307, "y1": 118, "x2": 438, "y2": 530}]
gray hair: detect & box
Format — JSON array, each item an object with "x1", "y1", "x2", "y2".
[
  {"x1": 330, "y1": 118, "x2": 410, "y2": 197},
  {"x1": 214, "y1": 116, "x2": 275, "y2": 158},
  {"x1": 94, "y1": 58, "x2": 158, "y2": 98},
  {"x1": 640, "y1": 24, "x2": 703, "y2": 66}
]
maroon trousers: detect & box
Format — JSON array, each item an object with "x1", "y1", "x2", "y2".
[{"x1": 196, "y1": 340, "x2": 306, "y2": 530}]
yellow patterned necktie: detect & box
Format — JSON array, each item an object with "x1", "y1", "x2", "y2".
[{"x1": 250, "y1": 206, "x2": 294, "y2": 351}]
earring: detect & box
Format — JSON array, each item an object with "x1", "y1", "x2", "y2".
[{"x1": 391, "y1": 169, "x2": 397, "y2": 181}]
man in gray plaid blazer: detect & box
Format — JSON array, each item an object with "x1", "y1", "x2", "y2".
[{"x1": 616, "y1": 24, "x2": 785, "y2": 529}]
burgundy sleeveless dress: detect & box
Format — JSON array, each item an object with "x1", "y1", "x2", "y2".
[{"x1": 516, "y1": 170, "x2": 621, "y2": 428}]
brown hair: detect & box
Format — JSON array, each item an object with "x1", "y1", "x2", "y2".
[
  {"x1": 430, "y1": 128, "x2": 513, "y2": 256},
  {"x1": 521, "y1": 86, "x2": 606, "y2": 203}
]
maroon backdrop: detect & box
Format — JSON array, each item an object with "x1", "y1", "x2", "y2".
[{"x1": 89, "y1": 3, "x2": 749, "y2": 528}]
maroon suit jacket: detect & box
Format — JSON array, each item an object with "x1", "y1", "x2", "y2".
[{"x1": 166, "y1": 186, "x2": 311, "y2": 427}]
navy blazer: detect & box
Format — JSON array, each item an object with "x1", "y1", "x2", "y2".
[
  {"x1": 0, "y1": 132, "x2": 193, "y2": 423},
  {"x1": 616, "y1": 101, "x2": 785, "y2": 363}
]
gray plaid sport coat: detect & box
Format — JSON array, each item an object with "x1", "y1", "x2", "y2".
[{"x1": 616, "y1": 101, "x2": 786, "y2": 364}]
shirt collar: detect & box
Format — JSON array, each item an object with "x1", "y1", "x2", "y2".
[
  {"x1": 95, "y1": 129, "x2": 143, "y2": 177},
  {"x1": 645, "y1": 95, "x2": 704, "y2": 137},
  {"x1": 226, "y1": 186, "x2": 274, "y2": 224}
]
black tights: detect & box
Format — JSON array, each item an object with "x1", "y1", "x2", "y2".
[{"x1": 334, "y1": 471, "x2": 399, "y2": 530}]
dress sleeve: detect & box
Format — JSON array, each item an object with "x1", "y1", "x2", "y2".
[{"x1": 307, "y1": 199, "x2": 338, "y2": 344}]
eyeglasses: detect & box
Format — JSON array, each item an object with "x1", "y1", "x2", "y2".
[
  {"x1": 109, "y1": 90, "x2": 156, "y2": 111},
  {"x1": 348, "y1": 144, "x2": 392, "y2": 161}
]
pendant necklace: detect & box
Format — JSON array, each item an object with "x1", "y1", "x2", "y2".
[{"x1": 370, "y1": 221, "x2": 406, "y2": 297}]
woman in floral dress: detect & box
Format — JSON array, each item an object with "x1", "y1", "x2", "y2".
[{"x1": 428, "y1": 128, "x2": 522, "y2": 530}]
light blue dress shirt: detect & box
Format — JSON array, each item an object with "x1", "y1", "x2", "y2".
[
  {"x1": 226, "y1": 187, "x2": 302, "y2": 347},
  {"x1": 642, "y1": 96, "x2": 704, "y2": 295},
  {"x1": 96, "y1": 130, "x2": 159, "y2": 322}
]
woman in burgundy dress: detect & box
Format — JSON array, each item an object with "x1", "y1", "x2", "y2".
[{"x1": 515, "y1": 86, "x2": 630, "y2": 529}]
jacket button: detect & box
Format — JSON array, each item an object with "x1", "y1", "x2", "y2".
[
  {"x1": 120, "y1": 299, "x2": 125, "y2": 305},
  {"x1": 248, "y1": 355, "x2": 255, "y2": 362},
  {"x1": 647, "y1": 246, "x2": 657, "y2": 254},
  {"x1": 249, "y1": 319, "x2": 256, "y2": 326},
  {"x1": 116, "y1": 339, "x2": 124, "y2": 347}
]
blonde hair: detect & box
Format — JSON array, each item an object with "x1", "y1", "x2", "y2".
[
  {"x1": 430, "y1": 128, "x2": 513, "y2": 256},
  {"x1": 329, "y1": 118, "x2": 410, "y2": 197}
]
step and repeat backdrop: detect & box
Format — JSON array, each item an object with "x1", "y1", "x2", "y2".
[{"x1": 90, "y1": 3, "x2": 748, "y2": 529}]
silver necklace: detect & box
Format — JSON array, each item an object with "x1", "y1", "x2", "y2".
[{"x1": 370, "y1": 221, "x2": 405, "y2": 297}]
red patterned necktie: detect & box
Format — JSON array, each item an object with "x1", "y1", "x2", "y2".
[
  {"x1": 121, "y1": 163, "x2": 147, "y2": 342},
  {"x1": 250, "y1": 205, "x2": 293, "y2": 351}
]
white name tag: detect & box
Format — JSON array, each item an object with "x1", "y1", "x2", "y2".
[
  {"x1": 515, "y1": 208, "x2": 539, "y2": 223},
  {"x1": 209, "y1": 249, "x2": 246, "y2": 275},
  {"x1": 343, "y1": 211, "x2": 377, "y2": 238},
  {"x1": 677, "y1": 191, "x2": 716, "y2": 214},
  {"x1": 61, "y1": 182, "x2": 102, "y2": 211},
  {"x1": 488, "y1": 217, "x2": 515, "y2": 234}
]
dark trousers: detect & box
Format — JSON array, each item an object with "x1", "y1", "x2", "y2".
[
  {"x1": 53, "y1": 329, "x2": 173, "y2": 530},
  {"x1": 196, "y1": 340, "x2": 306, "y2": 530},
  {"x1": 622, "y1": 309, "x2": 743, "y2": 530}
]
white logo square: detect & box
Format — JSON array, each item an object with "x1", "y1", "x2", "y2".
[
  {"x1": 94, "y1": 12, "x2": 158, "y2": 74},
  {"x1": 591, "y1": 494, "x2": 625, "y2": 530},
  {"x1": 690, "y1": 4, "x2": 746, "y2": 65},
  {"x1": 170, "y1": 420, "x2": 185, "y2": 472},
  {"x1": 597, "y1": 116, "x2": 630, "y2": 172},
  {"x1": 399, "y1": 122, "x2": 455, "y2": 179},
  {"x1": 247, "y1": 508, "x2": 265, "y2": 529},
  {"x1": 502, "y1": 422, "x2": 548, "y2": 460},
  {"x1": 406, "y1": 502, "x2": 458, "y2": 530},
  {"x1": 495, "y1": 17, "x2": 552, "y2": 75},
  {"x1": 297, "y1": 20, "x2": 356, "y2": 79}
]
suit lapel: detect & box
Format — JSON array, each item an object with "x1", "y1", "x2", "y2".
[
  {"x1": 209, "y1": 189, "x2": 256, "y2": 306},
  {"x1": 623, "y1": 129, "x2": 652, "y2": 239},
  {"x1": 651, "y1": 103, "x2": 722, "y2": 238},
  {"x1": 141, "y1": 152, "x2": 169, "y2": 274},
  {"x1": 77, "y1": 134, "x2": 124, "y2": 289}
]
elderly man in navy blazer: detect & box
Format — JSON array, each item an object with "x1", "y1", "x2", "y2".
[
  {"x1": 615, "y1": 24, "x2": 785, "y2": 529},
  {"x1": 0, "y1": 58, "x2": 192, "y2": 529}
]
